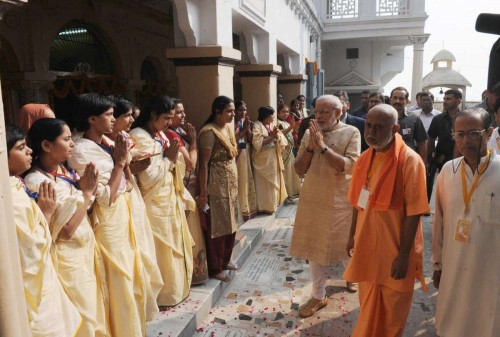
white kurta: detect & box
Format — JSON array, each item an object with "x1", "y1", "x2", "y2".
[
  {"x1": 289, "y1": 123, "x2": 360, "y2": 265},
  {"x1": 487, "y1": 127, "x2": 500, "y2": 155},
  {"x1": 433, "y1": 153, "x2": 500, "y2": 337}
]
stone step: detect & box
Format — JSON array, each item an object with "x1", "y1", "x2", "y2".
[{"x1": 146, "y1": 213, "x2": 275, "y2": 337}]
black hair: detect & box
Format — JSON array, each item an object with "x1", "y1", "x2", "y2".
[
  {"x1": 6, "y1": 122, "x2": 26, "y2": 153},
  {"x1": 297, "y1": 94, "x2": 306, "y2": 100},
  {"x1": 333, "y1": 90, "x2": 349, "y2": 103},
  {"x1": 257, "y1": 106, "x2": 275, "y2": 122},
  {"x1": 74, "y1": 93, "x2": 115, "y2": 132},
  {"x1": 173, "y1": 98, "x2": 183, "y2": 106},
  {"x1": 107, "y1": 95, "x2": 134, "y2": 118},
  {"x1": 311, "y1": 97, "x2": 318, "y2": 108},
  {"x1": 28, "y1": 118, "x2": 68, "y2": 160},
  {"x1": 420, "y1": 91, "x2": 434, "y2": 101},
  {"x1": 444, "y1": 89, "x2": 463, "y2": 99},
  {"x1": 235, "y1": 100, "x2": 246, "y2": 111},
  {"x1": 133, "y1": 95, "x2": 175, "y2": 129},
  {"x1": 390, "y1": 86, "x2": 410, "y2": 99},
  {"x1": 369, "y1": 92, "x2": 385, "y2": 102},
  {"x1": 203, "y1": 96, "x2": 234, "y2": 126}
]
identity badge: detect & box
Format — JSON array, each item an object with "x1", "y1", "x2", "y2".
[
  {"x1": 357, "y1": 187, "x2": 370, "y2": 209},
  {"x1": 402, "y1": 128, "x2": 412, "y2": 135},
  {"x1": 454, "y1": 218, "x2": 472, "y2": 243}
]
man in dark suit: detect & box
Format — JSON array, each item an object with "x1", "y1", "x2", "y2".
[{"x1": 334, "y1": 90, "x2": 368, "y2": 152}]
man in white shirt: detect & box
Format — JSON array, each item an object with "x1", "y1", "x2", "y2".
[
  {"x1": 415, "y1": 92, "x2": 440, "y2": 133},
  {"x1": 432, "y1": 107, "x2": 500, "y2": 337}
]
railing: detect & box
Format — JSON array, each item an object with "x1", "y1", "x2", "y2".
[
  {"x1": 326, "y1": 0, "x2": 358, "y2": 19},
  {"x1": 376, "y1": 0, "x2": 409, "y2": 16},
  {"x1": 326, "y1": 0, "x2": 411, "y2": 19}
]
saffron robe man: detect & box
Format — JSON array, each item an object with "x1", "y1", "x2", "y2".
[{"x1": 345, "y1": 104, "x2": 429, "y2": 337}]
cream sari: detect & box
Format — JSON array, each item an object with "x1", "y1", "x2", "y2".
[
  {"x1": 25, "y1": 170, "x2": 109, "y2": 337},
  {"x1": 251, "y1": 121, "x2": 288, "y2": 212},
  {"x1": 129, "y1": 127, "x2": 194, "y2": 306},
  {"x1": 11, "y1": 177, "x2": 82, "y2": 337},
  {"x1": 68, "y1": 137, "x2": 146, "y2": 337}
]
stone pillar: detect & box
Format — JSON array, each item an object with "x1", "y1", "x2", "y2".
[
  {"x1": 408, "y1": 34, "x2": 430, "y2": 99},
  {"x1": 235, "y1": 64, "x2": 282, "y2": 121},
  {"x1": 166, "y1": 46, "x2": 241, "y2": 130},
  {"x1": 277, "y1": 74, "x2": 308, "y2": 106},
  {"x1": 0, "y1": 82, "x2": 31, "y2": 337}
]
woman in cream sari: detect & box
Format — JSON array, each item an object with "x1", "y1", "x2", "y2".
[
  {"x1": 7, "y1": 123, "x2": 82, "y2": 337},
  {"x1": 166, "y1": 98, "x2": 209, "y2": 285},
  {"x1": 198, "y1": 96, "x2": 239, "y2": 282},
  {"x1": 251, "y1": 106, "x2": 288, "y2": 213},
  {"x1": 25, "y1": 118, "x2": 109, "y2": 337},
  {"x1": 106, "y1": 95, "x2": 163, "y2": 319},
  {"x1": 234, "y1": 101, "x2": 257, "y2": 220},
  {"x1": 68, "y1": 93, "x2": 146, "y2": 337},
  {"x1": 129, "y1": 95, "x2": 194, "y2": 307},
  {"x1": 277, "y1": 104, "x2": 301, "y2": 200}
]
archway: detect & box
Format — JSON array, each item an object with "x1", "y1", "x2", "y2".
[
  {"x1": 49, "y1": 21, "x2": 120, "y2": 129},
  {"x1": 136, "y1": 56, "x2": 169, "y2": 107}
]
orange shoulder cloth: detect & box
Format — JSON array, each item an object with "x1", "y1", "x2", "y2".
[{"x1": 349, "y1": 133, "x2": 407, "y2": 210}]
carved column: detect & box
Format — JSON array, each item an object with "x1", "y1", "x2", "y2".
[{"x1": 409, "y1": 34, "x2": 430, "y2": 99}]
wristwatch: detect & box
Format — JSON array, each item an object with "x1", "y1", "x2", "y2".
[{"x1": 320, "y1": 146, "x2": 329, "y2": 154}]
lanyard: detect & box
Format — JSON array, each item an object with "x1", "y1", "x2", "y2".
[
  {"x1": 38, "y1": 163, "x2": 78, "y2": 187},
  {"x1": 18, "y1": 177, "x2": 39, "y2": 199},
  {"x1": 461, "y1": 151, "x2": 491, "y2": 214}
]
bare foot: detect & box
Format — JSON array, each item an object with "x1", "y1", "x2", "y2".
[
  {"x1": 225, "y1": 262, "x2": 238, "y2": 271},
  {"x1": 214, "y1": 271, "x2": 230, "y2": 282}
]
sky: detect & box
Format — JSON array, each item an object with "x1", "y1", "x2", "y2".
[{"x1": 383, "y1": 0, "x2": 500, "y2": 102}]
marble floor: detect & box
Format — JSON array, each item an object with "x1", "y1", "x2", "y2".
[{"x1": 192, "y1": 202, "x2": 438, "y2": 337}]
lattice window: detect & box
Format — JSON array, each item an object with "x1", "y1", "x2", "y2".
[
  {"x1": 327, "y1": 0, "x2": 358, "y2": 19},
  {"x1": 376, "y1": 0, "x2": 409, "y2": 16}
]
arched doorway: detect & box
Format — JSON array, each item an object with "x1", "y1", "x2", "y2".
[
  {"x1": 136, "y1": 56, "x2": 170, "y2": 107},
  {"x1": 49, "y1": 22, "x2": 120, "y2": 129}
]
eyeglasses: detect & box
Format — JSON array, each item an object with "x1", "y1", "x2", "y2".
[
  {"x1": 452, "y1": 129, "x2": 485, "y2": 140},
  {"x1": 369, "y1": 99, "x2": 381, "y2": 104}
]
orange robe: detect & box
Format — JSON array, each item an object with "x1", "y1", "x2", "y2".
[{"x1": 344, "y1": 134, "x2": 429, "y2": 337}]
